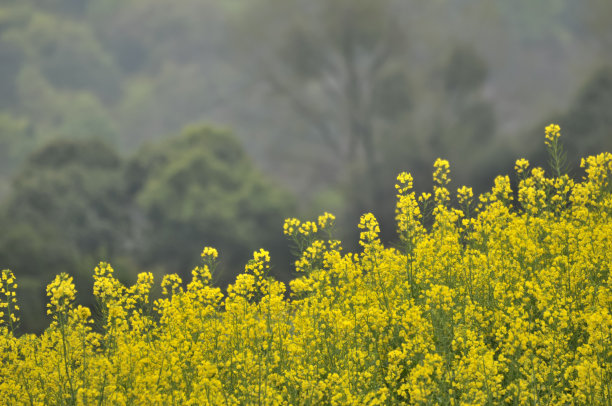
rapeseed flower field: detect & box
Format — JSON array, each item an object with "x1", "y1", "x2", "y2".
[{"x1": 1, "y1": 126, "x2": 611, "y2": 405}]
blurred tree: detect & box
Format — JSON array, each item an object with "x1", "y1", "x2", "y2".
[
  {"x1": 0, "y1": 37, "x2": 24, "y2": 110},
  {"x1": 0, "y1": 137, "x2": 133, "y2": 332},
  {"x1": 0, "y1": 114, "x2": 31, "y2": 177},
  {"x1": 38, "y1": 0, "x2": 93, "y2": 17},
  {"x1": 15, "y1": 66, "x2": 118, "y2": 147},
  {"x1": 342, "y1": 46, "x2": 499, "y2": 245},
  {"x1": 0, "y1": 214, "x2": 81, "y2": 333},
  {"x1": 116, "y1": 63, "x2": 223, "y2": 150},
  {"x1": 126, "y1": 125, "x2": 295, "y2": 285},
  {"x1": 86, "y1": 0, "x2": 244, "y2": 151},
  {"x1": 10, "y1": 11, "x2": 122, "y2": 103},
  {"x1": 428, "y1": 46, "x2": 497, "y2": 184},
  {"x1": 578, "y1": 0, "x2": 612, "y2": 61},
  {"x1": 2, "y1": 137, "x2": 129, "y2": 260},
  {"x1": 0, "y1": 3, "x2": 30, "y2": 110},
  {"x1": 526, "y1": 66, "x2": 612, "y2": 171},
  {"x1": 238, "y1": 0, "x2": 411, "y2": 196},
  {"x1": 495, "y1": 0, "x2": 574, "y2": 46},
  {"x1": 559, "y1": 66, "x2": 612, "y2": 161},
  {"x1": 0, "y1": 3, "x2": 121, "y2": 168},
  {"x1": 89, "y1": 0, "x2": 229, "y2": 74}
]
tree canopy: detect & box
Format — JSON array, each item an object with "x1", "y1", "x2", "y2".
[{"x1": 127, "y1": 125, "x2": 294, "y2": 285}]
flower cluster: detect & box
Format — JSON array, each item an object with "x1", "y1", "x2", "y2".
[
  {"x1": 0, "y1": 126, "x2": 610, "y2": 404},
  {"x1": 200, "y1": 246, "x2": 219, "y2": 260},
  {"x1": 433, "y1": 158, "x2": 451, "y2": 206},
  {"x1": 317, "y1": 212, "x2": 336, "y2": 230},
  {"x1": 46, "y1": 273, "x2": 76, "y2": 317},
  {"x1": 544, "y1": 123, "x2": 561, "y2": 146},
  {"x1": 457, "y1": 185, "x2": 473, "y2": 206},
  {"x1": 0, "y1": 270, "x2": 19, "y2": 331},
  {"x1": 515, "y1": 158, "x2": 530, "y2": 177},
  {"x1": 282, "y1": 217, "x2": 301, "y2": 236}
]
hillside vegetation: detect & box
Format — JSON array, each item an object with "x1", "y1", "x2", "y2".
[
  {"x1": 1, "y1": 127, "x2": 611, "y2": 404},
  {"x1": 3, "y1": 1, "x2": 612, "y2": 335}
]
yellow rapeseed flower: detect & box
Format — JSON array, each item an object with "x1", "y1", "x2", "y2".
[{"x1": 544, "y1": 123, "x2": 561, "y2": 146}]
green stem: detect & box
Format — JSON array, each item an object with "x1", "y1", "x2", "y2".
[{"x1": 60, "y1": 314, "x2": 76, "y2": 404}]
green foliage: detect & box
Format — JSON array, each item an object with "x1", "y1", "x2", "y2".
[
  {"x1": 0, "y1": 114, "x2": 31, "y2": 177},
  {"x1": 15, "y1": 12, "x2": 121, "y2": 102},
  {"x1": 0, "y1": 138, "x2": 131, "y2": 332},
  {"x1": 0, "y1": 36, "x2": 23, "y2": 109},
  {"x1": 444, "y1": 46, "x2": 488, "y2": 95},
  {"x1": 6, "y1": 138, "x2": 128, "y2": 254},
  {"x1": 25, "y1": 136, "x2": 121, "y2": 170},
  {"x1": 0, "y1": 126, "x2": 295, "y2": 332},
  {"x1": 127, "y1": 125, "x2": 295, "y2": 285}
]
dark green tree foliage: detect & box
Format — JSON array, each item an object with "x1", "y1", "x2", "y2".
[
  {"x1": 2, "y1": 138, "x2": 128, "y2": 268},
  {"x1": 127, "y1": 125, "x2": 294, "y2": 286},
  {"x1": 21, "y1": 13, "x2": 122, "y2": 103},
  {"x1": 0, "y1": 129, "x2": 294, "y2": 332},
  {"x1": 0, "y1": 138, "x2": 130, "y2": 332},
  {"x1": 6, "y1": 138, "x2": 128, "y2": 255}
]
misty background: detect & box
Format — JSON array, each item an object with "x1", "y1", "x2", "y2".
[{"x1": 1, "y1": 0, "x2": 611, "y2": 332}]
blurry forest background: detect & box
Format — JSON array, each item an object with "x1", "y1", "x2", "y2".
[{"x1": 1, "y1": 0, "x2": 611, "y2": 332}]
